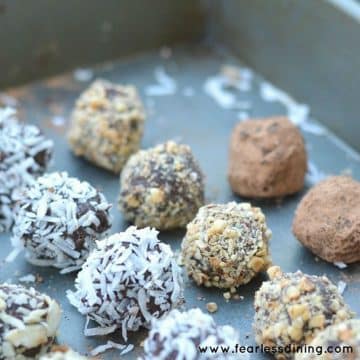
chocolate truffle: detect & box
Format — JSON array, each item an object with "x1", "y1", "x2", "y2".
[
  {"x1": 181, "y1": 202, "x2": 271, "y2": 288},
  {"x1": 68, "y1": 79, "x2": 145, "y2": 173},
  {"x1": 295, "y1": 319, "x2": 360, "y2": 360},
  {"x1": 0, "y1": 107, "x2": 53, "y2": 232},
  {"x1": 119, "y1": 141, "x2": 204, "y2": 230},
  {"x1": 0, "y1": 284, "x2": 61, "y2": 359},
  {"x1": 143, "y1": 308, "x2": 242, "y2": 360},
  {"x1": 11, "y1": 172, "x2": 112, "y2": 273},
  {"x1": 40, "y1": 347, "x2": 87, "y2": 360},
  {"x1": 254, "y1": 266, "x2": 354, "y2": 359},
  {"x1": 67, "y1": 226, "x2": 183, "y2": 341},
  {"x1": 293, "y1": 176, "x2": 360, "y2": 263},
  {"x1": 228, "y1": 117, "x2": 307, "y2": 198}
]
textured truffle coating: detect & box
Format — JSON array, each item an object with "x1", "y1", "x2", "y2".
[
  {"x1": 40, "y1": 347, "x2": 87, "y2": 360},
  {"x1": 295, "y1": 319, "x2": 360, "y2": 360},
  {"x1": 181, "y1": 202, "x2": 271, "y2": 288},
  {"x1": 254, "y1": 266, "x2": 355, "y2": 360},
  {"x1": 0, "y1": 107, "x2": 53, "y2": 232},
  {"x1": 143, "y1": 308, "x2": 245, "y2": 360},
  {"x1": 67, "y1": 227, "x2": 183, "y2": 341},
  {"x1": 0, "y1": 284, "x2": 61, "y2": 360},
  {"x1": 11, "y1": 172, "x2": 112, "y2": 273},
  {"x1": 119, "y1": 141, "x2": 204, "y2": 230},
  {"x1": 68, "y1": 79, "x2": 145, "y2": 173},
  {"x1": 228, "y1": 117, "x2": 307, "y2": 198},
  {"x1": 293, "y1": 176, "x2": 360, "y2": 263}
]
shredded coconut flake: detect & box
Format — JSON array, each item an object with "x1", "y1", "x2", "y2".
[
  {"x1": 145, "y1": 67, "x2": 177, "y2": 96},
  {"x1": 18, "y1": 274, "x2": 36, "y2": 283},
  {"x1": 306, "y1": 161, "x2": 327, "y2": 185},
  {"x1": 334, "y1": 261, "x2": 348, "y2": 269},
  {"x1": 73, "y1": 68, "x2": 94, "y2": 82},
  {"x1": 337, "y1": 281, "x2": 347, "y2": 295}
]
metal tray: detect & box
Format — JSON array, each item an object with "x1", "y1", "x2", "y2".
[{"x1": 0, "y1": 44, "x2": 359, "y2": 359}]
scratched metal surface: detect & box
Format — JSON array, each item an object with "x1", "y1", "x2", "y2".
[{"x1": 0, "y1": 45, "x2": 359, "y2": 359}]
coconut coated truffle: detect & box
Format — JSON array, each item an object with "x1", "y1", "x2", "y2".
[
  {"x1": 40, "y1": 347, "x2": 87, "y2": 360},
  {"x1": 181, "y1": 202, "x2": 271, "y2": 289},
  {"x1": 143, "y1": 308, "x2": 243, "y2": 360},
  {"x1": 68, "y1": 79, "x2": 145, "y2": 173},
  {"x1": 0, "y1": 284, "x2": 61, "y2": 359},
  {"x1": 228, "y1": 117, "x2": 307, "y2": 198},
  {"x1": 67, "y1": 226, "x2": 183, "y2": 341},
  {"x1": 295, "y1": 319, "x2": 360, "y2": 360},
  {"x1": 254, "y1": 266, "x2": 354, "y2": 359},
  {"x1": 119, "y1": 141, "x2": 204, "y2": 230},
  {"x1": 293, "y1": 176, "x2": 360, "y2": 263},
  {"x1": 11, "y1": 172, "x2": 112, "y2": 273},
  {"x1": 0, "y1": 107, "x2": 53, "y2": 232}
]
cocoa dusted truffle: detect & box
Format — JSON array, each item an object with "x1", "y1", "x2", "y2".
[
  {"x1": 181, "y1": 202, "x2": 271, "y2": 289},
  {"x1": 11, "y1": 172, "x2": 112, "y2": 273},
  {"x1": 0, "y1": 284, "x2": 61, "y2": 359},
  {"x1": 68, "y1": 79, "x2": 145, "y2": 173},
  {"x1": 254, "y1": 266, "x2": 354, "y2": 359},
  {"x1": 40, "y1": 347, "x2": 87, "y2": 360},
  {"x1": 295, "y1": 319, "x2": 360, "y2": 360},
  {"x1": 0, "y1": 107, "x2": 53, "y2": 232},
  {"x1": 67, "y1": 227, "x2": 183, "y2": 341},
  {"x1": 228, "y1": 117, "x2": 307, "y2": 198},
  {"x1": 119, "y1": 141, "x2": 204, "y2": 230},
  {"x1": 143, "y1": 308, "x2": 243, "y2": 360},
  {"x1": 293, "y1": 176, "x2": 360, "y2": 264}
]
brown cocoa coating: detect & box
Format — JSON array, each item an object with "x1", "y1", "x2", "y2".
[
  {"x1": 228, "y1": 117, "x2": 307, "y2": 198},
  {"x1": 293, "y1": 176, "x2": 360, "y2": 264}
]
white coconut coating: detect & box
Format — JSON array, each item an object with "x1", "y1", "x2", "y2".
[
  {"x1": 67, "y1": 226, "x2": 183, "y2": 341},
  {"x1": 254, "y1": 266, "x2": 355, "y2": 359},
  {"x1": 0, "y1": 284, "x2": 61, "y2": 360},
  {"x1": 295, "y1": 319, "x2": 360, "y2": 360},
  {"x1": 68, "y1": 79, "x2": 145, "y2": 173},
  {"x1": 181, "y1": 202, "x2": 272, "y2": 289},
  {"x1": 143, "y1": 308, "x2": 245, "y2": 360},
  {"x1": 0, "y1": 107, "x2": 53, "y2": 232},
  {"x1": 40, "y1": 347, "x2": 87, "y2": 360},
  {"x1": 11, "y1": 172, "x2": 112, "y2": 273},
  {"x1": 119, "y1": 141, "x2": 205, "y2": 230}
]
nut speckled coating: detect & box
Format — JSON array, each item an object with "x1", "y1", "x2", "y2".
[
  {"x1": 68, "y1": 79, "x2": 145, "y2": 173},
  {"x1": 295, "y1": 319, "x2": 360, "y2": 360},
  {"x1": 254, "y1": 266, "x2": 355, "y2": 360},
  {"x1": 293, "y1": 176, "x2": 360, "y2": 264},
  {"x1": 0, "y1": 284, "x2": 61, "y2": 360},
  {"x1": 119, "y1": 141, "x2": 204, "y2": 230},
  {"x1": 228, "y1": 117, "x2": 307, "y2": 198},
  {"x1": 40, "y1": 347, "x2": 87, "y2": 360},
  {"x1": 181, "y1": 202, "x2": 272, "y2": 289}
]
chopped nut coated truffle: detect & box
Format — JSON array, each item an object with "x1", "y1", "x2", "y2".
[
  {"x1": 293, "y1": 176, "x2": 360, "y2": 263},
  {"x1": 254, "y1": 266, "x2": 355, "y2": 360},
  {"x1": 68, "y1": 79, "x2": 145, "y2": 173},
  {"x1": 143, "y1": 308, "x2": 245, "y2": 360},
  {"x1": 119, "y1": 141, "x2": 205, "y2": 230},
  {"x1": 181, "y1": 202, "x2": 271, "y2": 288},
  {"x1": 0, "y1": 284, "x2": 61, "y2": 359},
  {"x1": 228, "y1": 117, "x2": 307, "y2": 198},
  {"x1": 295, "y1": 319, "x2": 360, "y2": 360}
]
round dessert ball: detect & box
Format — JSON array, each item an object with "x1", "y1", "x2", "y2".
[
  {"x1": 181, "y1": 202, "x2": 271, "y2": 288},
  {"x1": 0, "y1": 107, "x2": 53, "y2": 232},
  {"x1": 67, "y1": 226, "x2": 183, "y2": 341},
  {"x1": 254, "y1": 266, "x2": 354, "y2": 360},
  {"x1": 143, "y1": 308, "x2": 242, "y2": 360},
  {"x1": 119, "y1": 141, "x2": 205, "y2": 230},
  {"x1": 295, "y1": 319, "x2": 360, "y2": 360},
  {"x1": 228, "y1": 116, "x2": 307, "y2": 198},
  {"x1": 68, "y1": 79, "x2": 145, "y2": 173},
  {"x1": 0, "y1": 283, "x2": 61, "y2": 359},
  {"x1": 11, "y1": 171, "x2": 112, "y2": 273},
  {"x1": 293, "y1": 176, "x2": 360, "y2": 263},
  {"x1": 40, "y1": 347, "x2": 87, "y2": 360}
]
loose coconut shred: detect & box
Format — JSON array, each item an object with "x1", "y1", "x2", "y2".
[
  {"x1": 67, "y1": 226, "x2": 183, "y2": 346},
  {"x1": 0, "y1": 107, "x2": 53, "y2": 232},
  {"x1": 143, "y1": 308, "x2": 247, "y2": 360},
  {"x1": 10, "y1": 172, "x2": 112, "y2": 273},
  {"x1": 0, "y1": 283, "x2": 61, "y2": 359}
]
